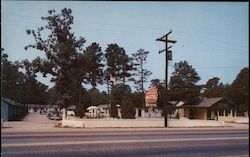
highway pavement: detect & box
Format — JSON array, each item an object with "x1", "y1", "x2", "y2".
[
  {"x1": 1, "y1": 112, "x2": 249, "y2": 157},
  {"x1": 2, "y1": 129, "x2": 249, "y2": 157}
]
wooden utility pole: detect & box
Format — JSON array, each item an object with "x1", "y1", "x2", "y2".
[{"x1": 156, "y1": 30, "x2": 176, "y2": 127}]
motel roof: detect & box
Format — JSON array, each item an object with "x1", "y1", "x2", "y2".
[
  {"x1": 194, "y1": 97, "x2": 224, "y2": 108},
  {"x1": 175, "y1": 97, "x2": 227, "y2": 108}
]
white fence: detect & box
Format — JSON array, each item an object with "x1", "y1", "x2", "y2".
[{"x1": 61, "y1": 117, "x2": 225, "y2": 128}]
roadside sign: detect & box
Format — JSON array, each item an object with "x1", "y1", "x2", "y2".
[
  {"x1": 146, "y1": 103, "x2": 157, "y2": 107},
  {"x1": 145, "y1": 85, "x2": 158, "y2": 107}
]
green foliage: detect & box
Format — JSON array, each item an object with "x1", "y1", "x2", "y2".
[
  {"x1": 104, "y1": 43, "x2": 133, "y2": 84},
  {"x1": 47, "y1": 87, "x2": 60, "y2": 104},
  {"x1": 8, "y1": 105, "x2": 28, "y2": 121},
  {"x1": 131, "y1": 91, "x2": 144, "y2": 108},
  {"x1": 227, "y1": 67, "x2": 249, "y2": 115},
  {"x1": 202, "y1": 77, "x2": 226, "y2": 98},
  {"x1": 25, "y1": 8, "x2": 86, "y2": 107},
  {"x1": 1, "y1": 53, "x2": 21, "y2": 100},
  {"x1": 111, "y1": 100, "x2": 119, "y2": 118},
  {"x1": 87, "y1": 88, "x2": 109, "y2": 106},
  {"x1": 19, "y1": 59, "x2": 49, "y2": 104},
  {"x1": 84, "y1": 43, "x2": 104, "y2": 105},
  {"x1": 113, "y1": 84, "x2": 131, "y2": 105},
  {"x1": 111, "y1": 84, "x2": 132, "y2": 118},
  {"x1": 74, "y1": 104, "x2": 85, "y2": 118},
  {"x1": 1, "y1": 53, "x2": 49, "y2": 104},
  {"x1": 168, "y1": 61, "x2": 201, "y2": 118},
  {"x1": 131, "y1": 49, "x2": 152, "y2": 108},
  {"x1": 132, "y1": 49, "x2": 152, "y2": 92},
  {"x1": 150, "y1": 79, "x2": 165, "y2": 109},
  {"x1": 120, "y1": 54, "x2": 134, "y2": 84},
  {"x1": 84, "y1": 42, "x2": 104, "y2": 87},
  {"x1": 121, "y1": 96, "x2": 136, "y2": 119},
  {"x1": 112, "y1": 84, "x2": 136, "y2": 119},
  {"x1": 201, "y1": 68, "x2": 249, "y2": 115},
  {"x1": 104, "y1": 43, "x2": 134, "y2": 116},
  {"x1": 81, "y1": 88, "x2": 92, "y2": 106},
  {"x1": 205, "y1": 77, "x2": 220, "y2": 89},
  {"x1": 169, "y1": 61, "x2": 201, "y2": 104}
]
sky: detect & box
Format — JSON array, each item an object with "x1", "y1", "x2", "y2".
[{"x1": 1, "y1": 1, "x2": 249, "y2": 92}]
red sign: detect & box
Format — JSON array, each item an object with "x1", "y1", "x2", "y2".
[{"x1": 145, "y1": 85, "x2": 158, "y2": 105}]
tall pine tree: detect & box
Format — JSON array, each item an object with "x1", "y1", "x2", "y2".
[{"x1": 169, "y1": 61, "x2": 201, "y2": 118}]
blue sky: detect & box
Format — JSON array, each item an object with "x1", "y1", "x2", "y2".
[{"x1": 1, "y1": 1, "x2": 249, "y2": 92}]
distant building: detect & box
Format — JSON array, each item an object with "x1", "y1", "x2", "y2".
[
  {"x1": 60, "y1": 97, "x2": 239, "y2": 121},
  {"x1": 1, "y1": 98, "x2": 28, "y2": 121},
  {"x1": 84, "y1": 105, "x2": 111, "y2": 118},
  {"x1": 98, "y1": 104, "x2": 162, "y2": 118},
  {"x1": 26, "y1": 104, "x2": 49, "y2": 112},
  {"x1": 175, "y1": 97, "x2": 238, "y2": 121},
  {"x1": 67, "y1": 105, "x2": 76, "y2": 116}
]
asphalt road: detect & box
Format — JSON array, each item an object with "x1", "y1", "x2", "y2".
[{"x1": 1, "y1": 129, "x2": 249, "y2": 157}]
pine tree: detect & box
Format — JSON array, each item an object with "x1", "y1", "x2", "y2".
[
  {"x1": 131, "y1": 49, "x2": 152, "y2": 108},
  {"x1": 104, "y1": 43, "x2": 133, "y2": 118},
  {"x1": 84, "y1": 42, "x2": 104, "y2": 105},
  {"x1": 121, "y1": 96, "x2": 136, "y2": 119},
  {"x1": 169, "y1": 61, "x2": 201, "y2": 118},
  {"x1": 228, "y1": 67, "x2": 249, "y2": 115}
]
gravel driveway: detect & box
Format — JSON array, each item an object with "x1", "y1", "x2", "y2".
[{"x1": 2, "y1": 112, "x2": 62, "y2": 133}]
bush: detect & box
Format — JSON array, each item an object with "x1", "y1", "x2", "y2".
[
  {"x1": 8, "y1": 105, "x2": 28, "y2": 121},
  {"x1": 74, "y1": 104, "x2": 85, "y2": 118},
  {"x1": 121, "y1": 97, "x2": 136, "y2": 119},
  {"x1": 111, "y1": 100, "x2": 119, "y2": 118}
]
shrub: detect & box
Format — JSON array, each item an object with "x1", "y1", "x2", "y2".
[
  {"x1": 74, "y1": 104, "x2": 85, "y2": 118},
  {"x1": 121, "y1": 97, "x2": 135, "y2": 119}
]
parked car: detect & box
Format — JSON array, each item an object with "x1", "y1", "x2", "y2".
[
  {"x1": 47, "y1": 109, "x2": 62, "y2": 120},
  {"x1": 47, "y1": 108, "x2": 58, "y2": 117},
  {"x1": 49, "y1": 114, "x2": 62, "y2": 121},
  {"x1": 46, "y1": 110, "x2": 53, "y2": 118}
]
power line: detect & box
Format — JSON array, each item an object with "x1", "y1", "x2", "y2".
[
  {"x1": 3, "y1": 12, "x2": 248, "y2": 49},
  {"x1": 2, "y1": 13, "x2": 248, "y2": 63},
  {"x1": 2, "y1": 21, "x2": 161, "y2": 39},
  {"x1": 3, "y1": 20, "x2": 248, "y2": 56},
  {"x1": 195, "y1": 66, "x2": 248, "y2": 70},
  {"x1": 197, "y1": 66, "x2": 247, "y2": 69},
  {"x1": 175, "y1": 35, "x2": 248, "y2": 53}
]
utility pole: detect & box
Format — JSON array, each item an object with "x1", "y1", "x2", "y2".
[{"x1": 156, "y1": 30, "x2": 176, "y2": 127}]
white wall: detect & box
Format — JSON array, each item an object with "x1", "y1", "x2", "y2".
[{"x1": 62, "y1": 118, "x2": 225, "y2": 128}]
